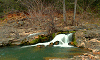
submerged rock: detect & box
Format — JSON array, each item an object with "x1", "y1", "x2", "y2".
[
  {"x1": 37, "y1": 45, "x2": 45, "y2": 48},
  {"x1": 47, "y1": 42, "x2": 53, "y2": 47}
]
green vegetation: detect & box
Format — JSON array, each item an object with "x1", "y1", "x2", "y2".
[
  {"x1": 77, "y1": 0, "x2": 100, "y2": 14},
  {"x1": 22, "y1": 34, "x2": 55, "y2": 45},
  {"x1": 72, "y1": 33, "x2": 77, "y2": 46},
  {"x1": 29, "y1": 39, "x2": 39, "y2": 44},
  {"x1": 0, "y1": 16, "x2": 6, "y2": 21},
  {"x1": 0, "y1": 0, "x2": 27, "y2": 16},
  {"x1": 21, "y1": 41, "x2": 30, "y2": 45},
  {"x1": 51, "y1": 33, "x2": 55, "y2": 39},
  {"x1": 57, "y1": 30, "x2": 76, "y2": 35},
  {"x1": 56, "y1": 31, "x2": 69, "y2": 35},
  {"x1": 29, "y1": 36, "x2": 49, "y2": 44},
  {"x1": 0, "y1": 0, "x2": 100, "y2": 16},
  {"x1": 69, "y1": 31, "x2": 76, "y2": 33}
]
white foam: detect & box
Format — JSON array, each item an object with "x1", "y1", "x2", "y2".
[{"x1": 21, "y1": 45, "x2": 36, "y2": 48}]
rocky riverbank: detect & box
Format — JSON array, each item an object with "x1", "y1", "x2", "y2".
[
  {"x1": 0, "y1": 18, "x2": 48, "y2": 46},
  {"x1": 67, "y1": 24, "x2": 100, "y2": 60},
  {"x1": 0, "y1": 17, "x2": 100, "y2": 60}
]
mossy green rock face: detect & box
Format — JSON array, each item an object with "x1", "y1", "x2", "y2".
[
  {"x1": 29, "y1": 34, "x2": 54, "y2": 45},
  {"x1": 29, "y1": 31, "x2": 77, "y2": 46},
  {"x1": 72, "y1": 33, "x2": 77, "y2": 46}
]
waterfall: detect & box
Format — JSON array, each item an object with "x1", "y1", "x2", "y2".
[
  {"x1": 21, "y1": 33, "x2": 73, "y2": 48},
  {"x1": 50, "y1": 33, "x2": 73, "y2": 47}
]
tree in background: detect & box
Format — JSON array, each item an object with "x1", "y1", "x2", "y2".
[
  {"x1": 0, "y1": 0, "x2": 27, "y2": 16},
  {"x1": 0, "y1": 0, "x2": 100, "y2": 27},
  {"x1": 77, "y1": 0, "x2": 100, "y2": 13}
]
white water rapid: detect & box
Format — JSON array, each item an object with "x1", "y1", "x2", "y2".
[{"x1": 21, "y1": 33, "x2": 73, "y2": 48}]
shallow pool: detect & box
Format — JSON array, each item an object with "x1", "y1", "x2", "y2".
[{"x1": 0, "y1": 46, "x2": 90, "y2": 60}]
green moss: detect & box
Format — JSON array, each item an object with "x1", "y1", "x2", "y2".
[
  {"x1": 57, "y1": 31, "x2": 76, "y2": 35},
  {"x1": 69, "y1": 31, "x2": 76, "y2": 33},
  {"x1": 30, "y1": 35, "x2": 51, "y2": 44},
  {"x1": 30, "y1": 39, "x2": 39, "y2": 44},
  {"x1": 6, "y1": 43, "x2": 12, "y2": 46},
  {"x1": 0, "y1": 17, "x2": 6, "y2": 21},
  {"x1": 20, "y1": 40, "x2": 30, "y2": 45},
  {"x1": 57, "y1": 31, "x2": 69, "y2": 35},
  {"x1": 39, "y1": 35, "x2": 51, "y2": 42},
  {"x1": 52, "y1": 33, "x2": 55, "y2": 39},
  {"x1": 72, "y1": 33, "x2": 77, "y2": 46}
]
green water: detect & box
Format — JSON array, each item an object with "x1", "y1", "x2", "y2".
[{"x1": 0, "y1": 46, "x2": 89, "y2": 60}]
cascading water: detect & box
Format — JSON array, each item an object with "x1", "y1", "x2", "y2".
[
  {"x1": 21, "y1": 33, "x2": 73, "y2": 48},
  {"x1": 51, "y1": 33, "x2": 73, "y2": 47}
]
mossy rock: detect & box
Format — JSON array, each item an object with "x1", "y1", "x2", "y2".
[
  {"x1": 29, "y1": 31, "x2": 77, "y2": 46},
  {"x1": 29, "y1": 33, "x2": 56, "y2": 44},
  {"x1": 29, "y1": 38, "x2": 39, "y2": 44},
  {"x1": 69, "y1": 31, "x2": 76, "y2": 33},
  {"x1": 72, "y1": 33, "x2": 77, "y2": 46},
  {"x1": 0, "y1": 42, "x2": 17, "y2": 47},
  {"x1": 20, "y1": 41, "x2": 30, "y2": 45},
  {"x1": 56, "y1": 31, "x2": 68, "y2": 35},
  {"x1": 52, "y1": 33, "x2": 55, "y2": 39}
]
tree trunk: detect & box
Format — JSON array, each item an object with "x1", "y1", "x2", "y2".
[
  {"x1": 63, "y1": 0, "x2": 67, "y2": 25},
  {"x1": 73, "y1": 0, "x2": 77, "y2": 26}
]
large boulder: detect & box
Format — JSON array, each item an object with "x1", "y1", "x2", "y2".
[{"x1": 75, "y1": 28, "x2": 100, "y2": 52}]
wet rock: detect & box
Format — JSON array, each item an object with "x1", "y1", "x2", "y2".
[
  {"x1": 0, "y1": 42, "x2": 2, "y2": 46},
  {"x1": 37, "y1": 45, "x2": 45, "y2": 48},
  {"x1": 54, "y1": 41, "x2": 59, "y2": 45},
  {"x1": 68, "y1": 42, "x2": 74, "y2": 45},
  {"x1": 48, "y1": 42, "x2": 53, "y2": 47},
  {"x1": 2, "y1": 41, "x2": 8, "y2": 46}
]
